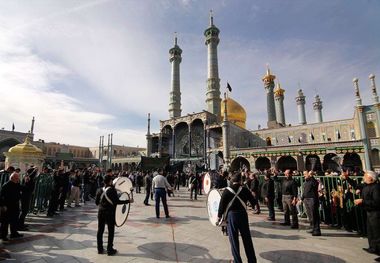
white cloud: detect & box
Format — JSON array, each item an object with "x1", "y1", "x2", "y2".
[{"x1": 0, "y1": 0, "x2": 378, "y2": 148}]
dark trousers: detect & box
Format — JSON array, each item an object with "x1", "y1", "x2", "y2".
[
  {"x1": 227, "y1": 211, "x2": 257, "y2": 263},
  {"x1": 304, "y1": 198, "x2": 320, "y2": 232},
  {"x1": 47, "y1": 189, "x2": 59, "y2": 215},
  {"x1": 282, "y1": 195, "x2": 298, "y2": 226},
  {"x1": 144, "y1": 188, "x2": 151, "y2": 204},
  {"x1": 367, "y1": 211, "x2": 380, "y2": 253},
  {"x1": 58, "y1": 190, "x2": 68, "y2": 210},
  {"x1": 19, "y1": 194, "x2": 31, "y2": 227},
  {"x1": 1, "y1": 209, "x2": 19, "y2": 238},
  {"x1": 97, "y1": 210, "x2": 115, "y2": 252},
  {"x1": 190, "y1": 187, "x2": 198, "y2": 200},
  {"x1": 267, "y1": 198, "x2": 275, "y2": 219},
  {"x1": 154, "y1": 188, "x2": 169, "y2": 218}
]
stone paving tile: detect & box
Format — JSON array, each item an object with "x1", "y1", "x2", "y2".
[{"x1": 0, "y1": 188, "x2": 378, "y2": 262}]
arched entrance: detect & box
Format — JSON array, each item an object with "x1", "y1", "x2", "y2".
[
  {"x1": 230, "y1": 157, "x2": 250, "y2": 172},
  {"x1": 276, "y1": 156, "x2": 297, "y2": 172},
  {"x1": 371, "y1": 149, "x2": 380, "y2": 166},
  {"x1": 190, "y1": 119, "x2": 204, "y2": 157},
  {"x1": 161, "y1": 125, "x2": 173, "y2": 157},
  {"x1": 305, "y1": 154, "x2": 322, "y2": 171},
  {"x1": 266, "y1": 137, "x2": 272, "y2": 146},
  {"x1": 323, "y1": 153, "x2": 340, "y2": 172},
  {"x1": 255, "y1": 157, "x2": 271, "y2": 171},
  {"x1": 174, "y1": 122, "x2": 189, "y2": 158},
  {"x1": 343, "y1": 152, "x2": 362, "y2": 172},
  {"x1": 0, "y1": 138, "x2": 21, "y2": 162}
]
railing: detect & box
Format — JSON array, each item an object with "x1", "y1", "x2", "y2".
[{"x1": 256, "y1": 175, "x2": 367, "y2": 235}]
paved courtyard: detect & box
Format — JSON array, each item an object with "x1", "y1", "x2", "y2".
[{"x1": 0, "y1": 188, "x2": 377, "y2": 263}]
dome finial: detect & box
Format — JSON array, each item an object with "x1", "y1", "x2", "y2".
[
  {"x1": 174, "y1": 32, "x2": 177, "y2": 45},
  {"x1": 209, "y1": 10, "x2": 214, "y2": 26}
]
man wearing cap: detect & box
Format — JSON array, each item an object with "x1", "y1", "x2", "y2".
[
  {"x1": 354, "y1": 171, "x2": 380, "y2": 257},
  {"x1": 217, "y1": 172, "x2": 257, "y2": 263}
]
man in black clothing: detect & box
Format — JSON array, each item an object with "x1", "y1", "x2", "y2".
[
  {"x1": 261, "y1": 173, "x2": 275, "y2": 221},
  {"x1": 281, "y1": 169, "x2": 299, "y2": 229},
  {"x1": 354, "y1": 171, "x2": 380, "y2": 257},
  {"x1": 249, "y1": 173, "x2": 261, "y2": 214},
  {"x1": 0, "y1": 166, "x2": 15, "y2": 184},
  {"x1": 301, "y1": 171, "x2": 321, "y2": 236},
  {"x1": 0, "y1": 172, "x2": 23, "y2": 241},
  {"x1": 143, "y1": 172, "x2": 152, "y2": 205},
  {"x1": 189, "y1": 173, "x2": 198, "y2": 200},
  {"x1": 47, "y1": 169, "x2": 62, "y2": 216},
  {"x1": 96, "y1": 175, "x2": 133, "y2": 256},
  {"x1": 19, "y1": 166, "x2": 38, "y2": 230},
  {"x1": 217, "y1": 172, "x2": 257, "y2": 263}
]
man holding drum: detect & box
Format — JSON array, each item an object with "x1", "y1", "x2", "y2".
[
  {"x1": 95, "y1": 174, "x2": 134, "y2": 256},
  {"x1": 217, "y1": 172, "x2": 257, "y2": 263}
]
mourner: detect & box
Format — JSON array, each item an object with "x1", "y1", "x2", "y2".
[
  {"x1": 281, "y1": 169, "x2": 299, "y2": 229},
  {"x1": 152, "y1": 169, "x2": 172, "y2": 218},
  {"x1": 95, "y1": 175, "x2": 133, "y2": 256},
  {"x1": 188, "y1": 173, "x2": 198, "y2": 200},
  {"x1": 19, "y1": 166, "x2": 37, "y2": 230},
  {"x1": 143, "y1": 172, "x2": 152, "y2": 206},
  {"x1": 217, "y1": 172, "x2": 257, "y2": 263},
  {"x1": 261, "y1": 172, "x2": 275, "y2": 221},
  {"x1": 301, "y1": 171, "x2": 321, "y2": 236},
  {"x1": 354, "y1": 171, "x2": 380, "y2": 257},
  {"x1": 0, "y1": 172, "x2": 23, "y2": 241}
]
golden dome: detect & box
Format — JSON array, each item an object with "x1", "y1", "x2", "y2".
[
  {"x1": 221, "y1": 97, "x2": 247, "y2": 129},
  {"x1": 8, "y1": 136, "x2": 43, "y2": 155}
]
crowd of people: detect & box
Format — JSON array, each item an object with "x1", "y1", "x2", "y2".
[{"x1": 0, "y1": 164, "x2": 378, "y2": 261}]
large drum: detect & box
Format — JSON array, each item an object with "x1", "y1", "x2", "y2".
[
  {"x1": 115, "y1": 192, "x2": 131, "y2": 227},
  {"x1": 206, "y1": 189, "x2": 224, "y2": 226},
  {"x1": 113, "y1": 177, "x2": 133, "y2": 194},
  {"x1": 113, "y1": 177, "x2": 133, "y2": 227},
  {"x1": 203, "y1": 173, "x2": 211, "y2": 195}
]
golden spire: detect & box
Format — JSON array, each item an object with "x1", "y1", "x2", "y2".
[
  {"x1": 262, "y1": 64, "x2": 276, "y2": 83},
  {"x1": 274, "y1": 82, "x2": 285, "y2": 97}
]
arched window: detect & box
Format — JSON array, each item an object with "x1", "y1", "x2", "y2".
[{"x1": 367, "y1": 121, "x2": 377, "y2": 138}]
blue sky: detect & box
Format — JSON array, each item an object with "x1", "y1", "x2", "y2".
[{"x1": 0, "y1": 0, "x2": 379, "y2": 147}]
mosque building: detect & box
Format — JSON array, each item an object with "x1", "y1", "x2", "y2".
[{"x1": 147, "y1": 14, "x2": 380, "y2": 174}]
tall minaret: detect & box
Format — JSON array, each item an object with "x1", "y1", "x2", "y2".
[
  {"x1": 222, "y1": 92, "x2": 230, "y2": 170},
  {"x1": 146, "y1": 113, "x2": 152, "y2": 157},
  {"x1": 353, "y1": 78, "x2": 371, "y2": 170},
  {"x1": 204, "y1": 11, "x2": 221, "y2": 118},
  {"x1": 369, "y1": 74, "x2": 380, "y2": 137},
  {"x1": 313, "y1": 95, "x2": 323, "y2": 123},
  {"x1": 262, "y1": 66, "x2": 277, "y2": 128},
  {"x1": 274, "y1": 82, "x2": 286, "y2": 126},
  {"x1": 168, "y1": 34, "x2": 182, "y2": 118},
  {"x1": 30, "y1": 116, "x2": 35, "y2": 134},
  {"x1": 295, "y1": 89, "x2": 307, "y2": 125}
]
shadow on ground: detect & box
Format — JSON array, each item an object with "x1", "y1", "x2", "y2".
[
  {"x1": 251, "y1": 230, "x2": 305, "y2": 240},
  {"x1": 260, "y1": 250, "x2": 346, "y2": 263},
  {"x1": 131, "y1": 242, "x2": 230, "y2": 262}
]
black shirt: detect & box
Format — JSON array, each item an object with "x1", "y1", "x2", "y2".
[
  {"x1": 261, "y1": 178, "x2": 275, "y2": 199},
  {"x1": 95, "y1": 185, "x2": 130, "y2": 213},
  {"x1": 302, "y1": 177, "x2": 319, "y2": 200},
  {"x1": 218, "y1": 183, "x2": 256, "y2": 218},
  {"x1": 362, "y1": 182, "x2": 380, "y2": 212},
  {"x1": 282, "y1": 177, "x2": 298, "y2": 197}
]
